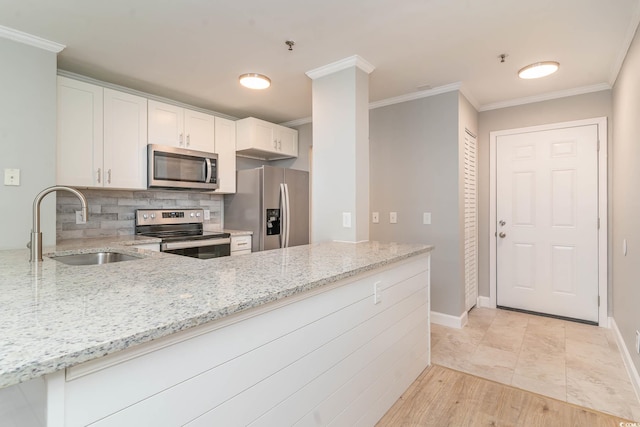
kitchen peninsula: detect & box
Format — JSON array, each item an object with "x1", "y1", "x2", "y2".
[{"x1": 0, "y1": 239, "x2": 432, "y2": 426}]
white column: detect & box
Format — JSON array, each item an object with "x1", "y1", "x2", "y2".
[{"x1": 307, "y1": 56, "x2": 374, "y2": 243}]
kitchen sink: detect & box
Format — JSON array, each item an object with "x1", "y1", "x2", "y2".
[{"x1": 51, "y1": 251, "x2": 142, "y2": 266}]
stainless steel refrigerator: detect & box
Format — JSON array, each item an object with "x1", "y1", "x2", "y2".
[{"x1": 224, "y1": 166, "x2": 309, "y2": 252}]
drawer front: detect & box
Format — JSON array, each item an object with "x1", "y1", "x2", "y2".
[{"x1": 231, "y1": 235, "x2": 252, "y2": 252}]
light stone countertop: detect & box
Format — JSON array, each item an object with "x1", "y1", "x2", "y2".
[{"x1": 0, "y1": 239, "x2": 432, "y2": 389}]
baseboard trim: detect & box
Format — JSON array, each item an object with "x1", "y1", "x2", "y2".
[
  {"x1": 610, "y1": 317, "x2": 640, "y2": 404},
  {"x1": 477, "y1": 296, "x2": 493, "y2": 308},
  {"x1": 431, "y1": 310, "x2": 468, "y2": 329}
]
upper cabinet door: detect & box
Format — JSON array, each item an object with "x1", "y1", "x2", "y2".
[
  {"x1": 184, "y1": 109, "x2": 215, "y2": 152},
  {"x1": 148, "y1": 100, "x2": 184, "y2": 147},
  {"x1": 103, "y1": 89, "x2": 147, "y2": 189},
  {"x1": 236, "y1": 117, "x2": 298, "y2": 160},
  {"x1": 275, "y1": 126, "x2": 298, "y2": 158},
  {"x1": 57, "y1": 76, "x2": 104, "y2": 187},
  {"x1": 214, "y1": 116, "x2": 236, "y2": 193}
]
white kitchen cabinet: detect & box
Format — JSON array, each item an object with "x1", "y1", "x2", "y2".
[
  {"x1": 148, "y1": 100, "x2": 215, "y2": 152},
  {"x1": 103, "y1": 88, "x2": 148, "y2": 189},
  {"x1": 230, "y1": 235, "x2": 251, "y2": 255},
  {"x1": 57, "y1": 77, "x2": 147, "y2": 189},
  {"x1": 214, "y1": 116, "x2": 236, "y2": 193},
  {"x1": 236, "y1": 117, "x2": 298, "y2": 160},
  {"x1": 57, "y1": 76, "x2": 103, "y2": 187}
]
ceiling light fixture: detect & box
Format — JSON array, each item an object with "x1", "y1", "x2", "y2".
[
  {"x1": 239, "y1": 73, "x2": 271, "y2": 90},
  {"x1": 518, "y1": 61, "x2": 559, "y2": 79}
]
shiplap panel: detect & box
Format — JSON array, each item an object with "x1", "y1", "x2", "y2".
[{"x1": 67, "y1": 255, "x2": 430, "y2": 426}]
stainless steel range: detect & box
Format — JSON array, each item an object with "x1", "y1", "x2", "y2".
[{"x1": 135, "y1": 208, "x2": 230, "y2": 259}]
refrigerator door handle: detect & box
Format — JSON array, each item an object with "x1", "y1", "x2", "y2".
[
  {"x1": 279, "y1": 183, "x2": 287, "y2": 248},
  {"x1": 284, "y1": 183, "x2": 291, "y2": 248}
]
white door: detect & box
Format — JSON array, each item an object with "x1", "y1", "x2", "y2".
[
  {"x1": 496, "y1": 124, "x2": 599, "y2": 322},
  {"x1": 184, "y1": 109, "x2": 215, "y2": 152},
  {"x1": 148, "y1": 100, "x2": 184, "y2": 147}
]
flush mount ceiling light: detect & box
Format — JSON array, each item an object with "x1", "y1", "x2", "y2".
[
  {"x1": 518, "y1": 61, "x2": 560, "y2": 79},
  {"x1": 239, "y1": 73, "x2": 271, "y2": 90}
]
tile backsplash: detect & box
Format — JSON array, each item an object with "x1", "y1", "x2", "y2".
[{"x1": 56, "y1": 189, "x2": 223, "y2": 241}]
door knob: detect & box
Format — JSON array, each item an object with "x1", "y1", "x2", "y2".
[
  {"x1": 499, "y1": 220, "x2": 506, "y2": 226},
  {"x1": 499, "y1": 232, "x2": 506, "y2": 238}
]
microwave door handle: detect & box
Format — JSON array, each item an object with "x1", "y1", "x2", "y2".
[{"x1": 204, "y1": 158, "x2": 212, "y2": 184}]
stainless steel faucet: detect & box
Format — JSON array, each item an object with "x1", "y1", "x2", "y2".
[{"x1": 30, "y1": 186, "x2": 88, "y2": 262}]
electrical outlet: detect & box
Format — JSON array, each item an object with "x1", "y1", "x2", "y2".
[
  {"x1": 204, "y1": 209, "x2": 211, "y2": 220},
  {"x1": 636, "y1": 330, "x2": 640, "y2": 354},
  {"x1": 75, "y1": 211, "x2": 87, "y2": 225},
  {"x1": 3, "y1": 168, "x2": 20, "y2": 186},
  {"x1": 390, "y1": 212, "x2": 397, "y2": 224},
  {"x1": 374, "y1": 281, "x2": 382, "y2": 304},
  {"x1": 372, "y1": 212, "x2": 379, "y2": 223}
]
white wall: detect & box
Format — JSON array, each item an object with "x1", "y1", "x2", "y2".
[
  {"x1": 369, "y1": 91, "x2": 463, "y2": 316},
  {"x1": 612, "y1": 25, "x2": 640, "y2": 376},
  {"x1": 0, "y1": 39, "x2": 57, "y2": 250}
]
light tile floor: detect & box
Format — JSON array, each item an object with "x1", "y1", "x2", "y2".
[{"x1": 431, "y1": 307, "x2": 640, "y2": 421}]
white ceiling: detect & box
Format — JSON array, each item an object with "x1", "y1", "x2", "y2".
[{"x1": 1, "y1": 0, "x2": 639, "y2": 124}]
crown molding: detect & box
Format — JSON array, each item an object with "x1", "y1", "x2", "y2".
[
  {"x1": 279, "y1": 117, "x2": 312, "y2": 127},
  {"x1": 369, "y1": 82, "x2": 462, "y2": 110},
  {"x1": 609, "y1": 0, "x2": 640, "y2": 85},
  {"x1": 0, "y1": 25, "x2": 65, "y2": 53},
  {"x1": 478, "y1": 83, "x2": 612, "y2": 112},
  {"x1": 306, "y1": 55, "x2": 375, "y2": 80}
]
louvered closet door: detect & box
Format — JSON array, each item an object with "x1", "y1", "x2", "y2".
[{"x1": 464, "y1": 131, "x2": 478, "y2": 312}]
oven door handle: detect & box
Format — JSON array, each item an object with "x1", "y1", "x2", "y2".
[{"x1": 162, "y1": 238, "x2": 231, "y2": 251}]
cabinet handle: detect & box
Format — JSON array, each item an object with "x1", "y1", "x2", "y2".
[
  {"x1": 186, "y1": 134, "x2": 190, "y2": 147},
  {"x1": 179, "y1": 133, "x2": 184, "y2": 146},
  {"x1": 273, "y1": 139, "x2": 278, "y2": 149},
  {"x1": 237, "y1": 242, "x2": 247, "y2": 246},
  {"x1": 97, "y1": 168, "x2": 101, "y2": 183},
  {"x1": 107, "y1": 169, "x2": 112, "y2": 184},
  {"x1": 278, "y1": 139, "x2": 282, "y2": 150}
]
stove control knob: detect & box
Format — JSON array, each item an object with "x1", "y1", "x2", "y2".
[
  {"x1": 143, "y1": 214, "x2": 148, "y2": 220},
  {"x1": 196, "y1": 212, "x2": 201, "y2": 217},
  {"x1": 150, "y1": 213, "x2": 156, "y2": 219},
  {"x1": 190, "y1": 212, "x2": 195, "y2": 218}
]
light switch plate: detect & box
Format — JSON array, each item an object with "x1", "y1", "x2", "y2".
[
  {"x1": 390, "y1": 212, "x2": 397, "y2": 224},
  {"x1": 4, "y1": 168, "x2": 20, "y2": 186},
  {"x1": 372, "y1": 212, "x2": 379, "y2": 223},
  {"x1": 423, "y1": 212, "x2": 431, "y2": 225},
  {"x1": 342, "y1": 212, "x2": 352, "y2": 228}
]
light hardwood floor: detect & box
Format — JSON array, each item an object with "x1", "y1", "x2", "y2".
[
  {"x1": 377, "y1": 364, "x2": 632, "y2": 426},
  {"x1": 426, "y1": 307, "x2": 640, "y2": 421}
]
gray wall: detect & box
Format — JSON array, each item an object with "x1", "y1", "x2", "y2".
[
  {"x1": 369, "y1": 91, "x2": 463, "y2": 316},
  {"x1": 0, "y1": 39, "x2": 57, "y2": 250},
  {"x1": 477, "y1": 91, "x2": 613, "y2": 306},
  {"x1": 612, "y1": 26, "x2": 640, "y2": 376}
]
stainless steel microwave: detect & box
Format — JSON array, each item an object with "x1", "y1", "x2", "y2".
[{"x1": 148, "y1": 144, "x2": 218, "y2": 190}]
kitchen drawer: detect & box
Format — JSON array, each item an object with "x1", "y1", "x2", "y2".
[{"x1": 231, "y1": 235, "x2": 252, "y2": 253}]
